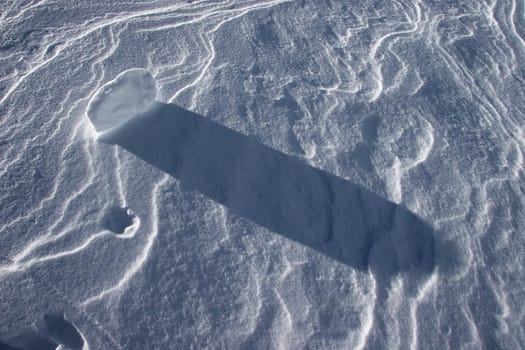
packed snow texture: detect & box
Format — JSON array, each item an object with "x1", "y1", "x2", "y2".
[
  {"x1": 1, "y1": 1, "x2": 524, "y2": 349},
  {"x1": 86, "y1": 68, "x2": 156, "y2": 133},
  {"x1": 100, "y1": 101, "x2": 438, "y2": 277}
]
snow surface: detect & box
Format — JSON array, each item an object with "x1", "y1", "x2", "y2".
[{"x1": 1, "y1": 1, "x2": 524, "y2": 349}]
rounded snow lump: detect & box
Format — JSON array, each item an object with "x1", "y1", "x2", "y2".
[{"x1": 86, "y1": 68, "x2": 156, "y2": 133}]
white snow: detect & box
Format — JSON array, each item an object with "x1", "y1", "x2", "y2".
[
  {"x1": 1, "y1": 1, "x2": 524, "y2": 349},
  {"x1": 86, "y1": 68, "x2": 156, "y2": 133}
]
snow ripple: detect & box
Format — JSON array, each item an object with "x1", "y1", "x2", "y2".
[{"x1": 1, "y1": 0, "x2": 524, "y2": 348}]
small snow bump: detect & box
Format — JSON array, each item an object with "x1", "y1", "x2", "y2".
[
  {"x1": 40, "y1": 313, "x2": 84, "y2": 350},
  {"x1": 86, "y1": 68, "x2": 156, "y2": 133},
  {"x1": 0, "y1": 329, "x2": 58, "y2": 350}
]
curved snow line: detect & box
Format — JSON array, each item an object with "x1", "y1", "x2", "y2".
[{"x1": 81, "y1": 175, "x2": 168, "y2": 306}]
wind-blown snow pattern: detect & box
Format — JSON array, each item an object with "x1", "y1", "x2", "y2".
[{"x1": 0, "y1": 1, "x2": 524, "y2": 349}]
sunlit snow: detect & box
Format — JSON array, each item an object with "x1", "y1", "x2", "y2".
[
  {"x1": 1, "y1": 1, "x2": 524, "y2": 349},
  {"x1": 86, "y1": 68, "x2": 157, "y2": 133}
]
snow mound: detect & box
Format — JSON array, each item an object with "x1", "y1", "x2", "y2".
[
  {"x1": 86, "y1": 68, "x2": 156, "y2": 133},
  {"x1": 39, "y1": 313, "x2": 84, "y2": 350}
]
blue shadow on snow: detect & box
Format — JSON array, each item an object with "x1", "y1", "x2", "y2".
[{"x1": 100, "y1": 102, "x2": 441, "y2": 278}]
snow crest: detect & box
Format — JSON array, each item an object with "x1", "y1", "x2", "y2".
[{"x1": 86, "y1": 68, "x2": 156, "y2": 133}]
